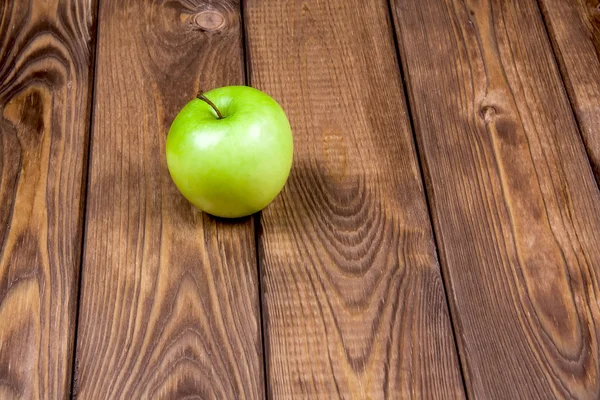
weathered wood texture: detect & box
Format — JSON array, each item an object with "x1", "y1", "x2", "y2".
[
  {"x1": 0, "y1": 0, "x2": 96, "y2": 398},
  {"x1": 391, "y1": 0, "x2": 600, "y2": 398},
  {"x1": 538, "y1": 0, "x2": 600, "y2": 181},
  {"x1": 244, "y1": 0, "x2": 465, "y2": 398},
  {"x1": 72, "y1": 0, "x2": 264, "y2": 398}
]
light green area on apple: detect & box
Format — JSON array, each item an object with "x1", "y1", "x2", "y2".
[{"x1": 166, "y1": 86, "x2": 293, "y2": 218}]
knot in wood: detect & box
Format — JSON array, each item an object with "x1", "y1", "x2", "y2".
[
  {"x1": 191, "y1": 10, "x2": 226, "y2": 32},
  {"x1": 480, "y1": 105, "x2": 496, "y2": 123}
]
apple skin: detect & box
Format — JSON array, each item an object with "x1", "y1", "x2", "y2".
[{"x1": 166, "y1": 86, "x2": 293, "y2": 218}]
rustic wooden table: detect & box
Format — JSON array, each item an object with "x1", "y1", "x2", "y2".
[{"x1": 1, "y1": 0, "x2": 600, "y2": 398}]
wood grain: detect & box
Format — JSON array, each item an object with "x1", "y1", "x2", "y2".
[
  {"x1": 538, "y1": 0, "x2": 600, "y2": 181},
  {"x1": 244, "y1": 0, "x2": 465, "y2": 398},
  {"x1": 0, "y1": 0, "x2": 96, "y2": 398},
  {"x1": 72, "y1": 0, "x2": 264, "y2": 398},
  {"x1": 391, "y1": 0, "x2": 600, "y2": 397}
]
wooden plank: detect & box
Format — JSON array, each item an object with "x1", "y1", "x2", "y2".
[
  {"x1": 72, "y1": 1, "x2": 264, "y2": 398},
  {"x1": 0, "y1": 0, "x2": 96, "y2": 398},
  {"x1": 244, "y1": 0, "x2": 465, "y2": 398},
  {"x1": 390, "y1": 0, "x2": 600, "y2": 397},
  {"x1": 538, "y1": 0, "x2": 600, "y2": 181}
]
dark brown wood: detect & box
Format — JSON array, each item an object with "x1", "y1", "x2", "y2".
[
  {"x1": 0, "y1": 0, "x2": 96, "y2": 398},
  {"x1": 244, "y1": 0, "x2": 465, "y2": 397},
  {"x1": 538, "y1": 0, "x2": 600, "y2": 181},
  {"x1": 390, "y1": 0, "x2": 600, "y2": 398},
  {"x1": 72, "y1": 1, "x2": 264, "y2": 398}
]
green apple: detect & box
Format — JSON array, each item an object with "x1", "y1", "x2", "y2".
[{"x1": 166, "y1": 86, "x2": 293, "y2": 218}]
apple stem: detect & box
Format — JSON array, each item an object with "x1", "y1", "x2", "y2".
[{"x1": 197, "y1": 92, "x2": 224, "y2": 119}]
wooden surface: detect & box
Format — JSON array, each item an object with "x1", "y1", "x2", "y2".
[
  {"x1": 391, "y1": 0, "x2": 600, "y2": 398},
  {"x1": 245, "y1": 0, "x2": 465, "y2": 397},
  {"x1": 71, "y1": 0, "x2": 264, "y2": 398},
  {"x1": 0, "y1": 0, "x2": 96, "y2": 398},
  {"x1": 538, "y1": 0, "x2": 600, "y2": 181},
  {"x1": 3, "y1": 0, "x2": 600, "y2": 398}
]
